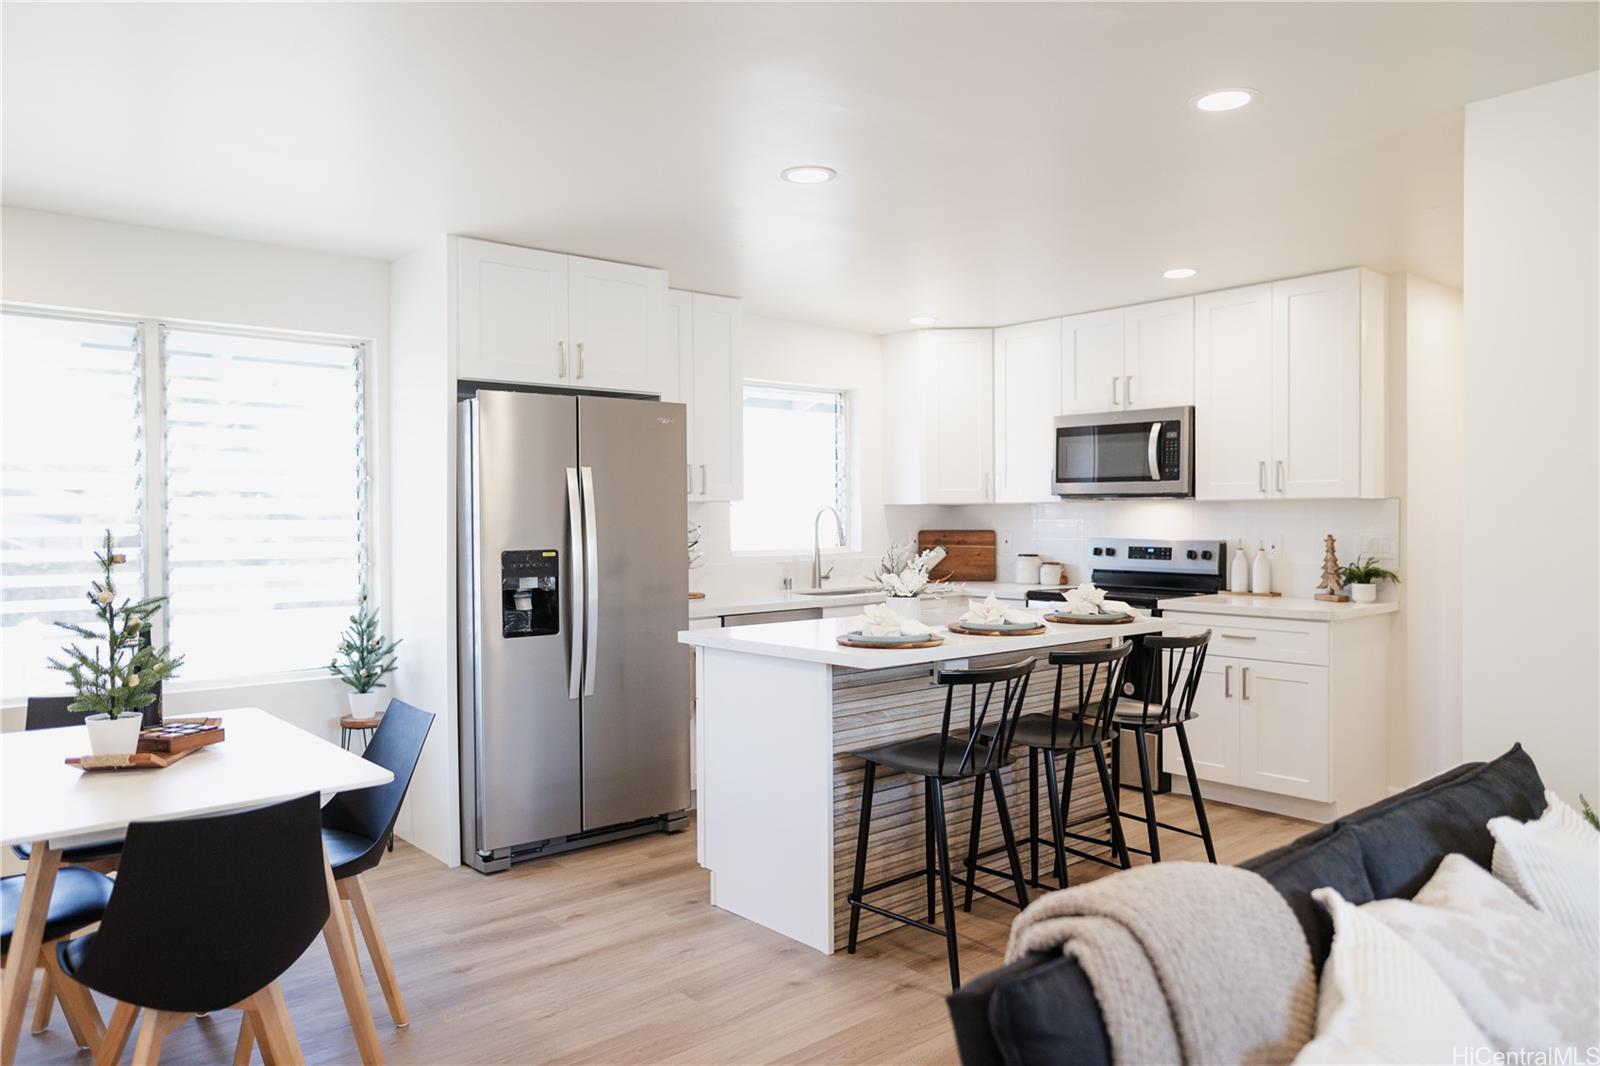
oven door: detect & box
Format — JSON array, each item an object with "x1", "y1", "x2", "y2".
[{"x1": 1053, "y1": 406, "x2": 1193, "y2": 497}]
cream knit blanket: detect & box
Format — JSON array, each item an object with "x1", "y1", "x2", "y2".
[{"x1": 1004, "y1": 861, "x2": 1316, "y2": 1065}]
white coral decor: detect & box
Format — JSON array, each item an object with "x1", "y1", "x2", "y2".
[{"x1": 867, "y1": 538, "x2": 953, "y2": 599}]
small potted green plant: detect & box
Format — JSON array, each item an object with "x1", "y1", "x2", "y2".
[
  {"x1": 1337, "y1": 556, "x2": 1399, "y2": 604},
  {"x1": 48, "y1": 530, "x2": 184, "y2": 755},
  {"x1": 328, "y1": 595, "x2": 401, "y2": 718}
]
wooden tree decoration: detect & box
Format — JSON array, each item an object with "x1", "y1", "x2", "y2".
[{"x1": 1314, "y1": 534, "x2": 1349, "y2": 602}]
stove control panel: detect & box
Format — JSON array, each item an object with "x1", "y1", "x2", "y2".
[{"x1": 1088, "y1": 538, "x2": 1225, "y2": 576}]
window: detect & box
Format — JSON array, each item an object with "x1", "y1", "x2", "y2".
[
  {"x1": 0, "y1": 308, "x2": 369, "y2": 701},
  {"x1": 729, "y1": 383, "x2": 849, "y2": 554}
]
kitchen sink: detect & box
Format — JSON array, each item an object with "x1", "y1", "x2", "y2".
[{"x1": 792, "y1": 585, "x2": 878, "y2": 596}]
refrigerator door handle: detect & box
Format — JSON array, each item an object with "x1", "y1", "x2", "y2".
[
  {"x1": 566, "y1": 467, "x2": 585, "y2": 700},
  {"x1": 580, "y1": 466, "x2": 600, "y2": 698}
]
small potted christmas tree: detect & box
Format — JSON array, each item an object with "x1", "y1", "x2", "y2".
[
  {"x1": 328, "y1": 595, "x2": 401, "y2": 718},
  {"x1": 48, "y1": 530, "x2": 184, "y2": 755}
]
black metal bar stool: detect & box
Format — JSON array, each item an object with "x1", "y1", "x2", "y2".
[
  {"x1": 1111, "y1": 629, "x2": 1217, "y2": 863},
  {"x1": 963, "y1": 642, "x2": 1133, "y2": 900},
  {"x1": 844, "y1": 657, "x2": 1036, "y2": 991}
]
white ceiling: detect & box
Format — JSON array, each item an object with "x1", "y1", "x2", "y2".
[{"x1": 3, "y1": 3, "x2": 1595, "y2": 334}]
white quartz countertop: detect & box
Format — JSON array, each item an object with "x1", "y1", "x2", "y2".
[
  {"x1": 678, "y1": 613, "x2": 1167, "y2": 669},
  {"x1": 1158, "y1": 593, "x2": 1400, "y2": 622},
  {"x1": 688, "y1": 581, "x2": 1073, "y2": 620}
]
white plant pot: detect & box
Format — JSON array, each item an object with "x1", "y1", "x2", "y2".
[
  {"x1": 882, "y1": 597, "x2": 927, "y2": 622},
  {"x1": 1348, "y1": 583, "x2": 1377, "y2": 604},
  {"x1": 346, "y1": 691, "x2": 385, "y2": 718},
  {"x1": 85, "y1": 713, "x2": 144, "y2": 756}
]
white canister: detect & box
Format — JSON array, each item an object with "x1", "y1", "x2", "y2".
[
  {"x1": 1039, "y1": 561, "x2": 1065, "y2": 586},
  {"x1": 1013, "y1": 554, "x2": 1041, "y2": 585}
]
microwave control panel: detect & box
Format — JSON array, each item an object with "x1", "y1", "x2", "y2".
[{"x1": 1157, "y1": 421, "x2": 1183, "y2": 479}]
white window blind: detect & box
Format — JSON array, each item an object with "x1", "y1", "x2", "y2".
[
  {"x1": 729, "y1": 383, "x2": 850, "y2": 553},
  {"x1": 1, "y1": 311, "x2": 146, "y2": 702},
  {"x1": 162, "y1": 327, "x2": 366, "y2": 681}
]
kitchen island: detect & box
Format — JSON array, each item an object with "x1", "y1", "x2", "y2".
[{"x1": 678, "y1": 613, "x2": 1169, "y2": 953}]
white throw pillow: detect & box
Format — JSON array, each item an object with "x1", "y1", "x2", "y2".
[
  {"x1": 1489, "y1": 789, "x2": 1600, "y2": 960},
  {"x1": 1362, "y1": 853, "x2": 1599, "y2": 1053},
  {"x1": 1293, "y1": 886, "x2": 1490, "y2": 1066}
]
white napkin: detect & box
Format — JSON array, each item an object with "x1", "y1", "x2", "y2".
[
  {"x1": 854, "y1": 602, "x2": 934, "y2": 638},
  {"x1": 1058, "y1": 583, "x2": 1109, "y2": 616},
  {"x1": 959, "y1": 594, "x2": 1041, "y2": 627}
]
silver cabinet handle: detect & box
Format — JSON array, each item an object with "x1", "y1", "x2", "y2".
[
  {"x1": 1276, "y1": 459, "x2": 1285, "y2": 493},
  {"x1": 1220, "y1": 632, "x2": 1258, "y2": 641},
  {"x1": 566, "y1": 467, "x2": 584, "y2": 700},
  {"x1": 1147, "y1": 422, "x2": 1161, "y2": 481},
  {"x1": 575, "y1": 341, "x2": 585, "y2": 379},
  {"x1": 1111, "y1": 376, "x2": 1121, "y2": 406},
  {"x1": 1224, "y1": 665, "x2": 1232, "y2": 698},
  {"x1": 558, "y1": 340, "x2": 568, "y2": 378},
  {"x1": 983, "y1": 472, "x2": 990, "y2": 499},
  {"x1": 1258, "y1": 460, "x2": 1267, "y2": 493},
  {"x1": 699, "y1": 464, "x2": 707, "y2": 494},
  {"x1": 1125, "y1": 374, "x2": 1133, "y2": 406},
  {"x1": 580, "y1": 466, "x2": 600, "y2": 698},
  {"x1": 1242, "y1": 666, "x2": 1251, "y2": 701}
]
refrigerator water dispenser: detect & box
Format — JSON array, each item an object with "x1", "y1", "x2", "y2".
[{"x1": 501, "y1": 550, "x2": 560, "y2": 637}]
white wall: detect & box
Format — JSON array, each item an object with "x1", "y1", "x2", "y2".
[
  {"x1": 0, "y1": 208, "x2": 395, "y2": 779},
  {"x1": 1462, "y1": 72, "x2": 1599, "y2": 804},
  {"x1": 689, "y1": 315, "x2": 927, "y2": 596}
]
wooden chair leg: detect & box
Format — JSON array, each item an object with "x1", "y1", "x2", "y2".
[
  {"x1": 41, "y1": 941, "x2": 105, "y2": 1051},
  {"x1": 96, "y1": 1002, "x2": 139, "y2": 1066},
  {"x1": 30, "y1": 959, "x2": 55, "y2": 1033},
  {"x1": 251, "y1": 983, "x2": 304, "y2": 1066},
  {"x1": 130, "y1": 1009, "x2": 185, "y2": 1066},
  {"x1": 344, "y1": 874, "x2": 409, "y2": 1027},
  {"x1": 232, "y1": 1015, "x2": 256, "y2": 1066}
]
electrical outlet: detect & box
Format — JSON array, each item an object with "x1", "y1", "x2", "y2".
[
  {"x1": 1261, "y1": 537, "x2": 1281, "y2": 559},
  {"x1": 1360, "y1": 535, "x2": 1395, "y2": 561}
]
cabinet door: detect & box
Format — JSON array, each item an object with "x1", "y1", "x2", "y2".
[
  {"x1": 993, "y1": 319, "x2": 1062, "y2": 502},
  {"x1": 1271, "y1": 271, "x2": 1360, "y2": 498},
  {"x1": 567, "y1": 256, "x2": 667, "y2": 394},
  {"x1": 1161, "y1": 654, "x2": 1241, "y2": 786},
  {"x1": 456, "y1": 238, "x2": 569, "y2": 386},
  {"x1": 1121, "y1": 297, "x2": 1194, "y2": 409},
  {"x1": 1194, "y1": 285, "x2": 1273, "y2": 500},
  {"x1": 1238, "y1": 660, "x2": 1330, "y2": 800},
  {"x1": 690, "y1": 293, "x2": 743, "y2": 501},
  {"x1": 665, "y1": 289, "x2": 695, "y2": 494},
  {"x1": 926, "y1": 330, "x2": 994, "y2": 503},
  {"x1": 1060, "y1": 309, "x2": 1125, "y2": 413}
]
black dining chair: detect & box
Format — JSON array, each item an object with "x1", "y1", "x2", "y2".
[
  {"x1": 1111, "y1": 630, "x2": 1217, "y2": 863},
  {"x1": 963, "y1": 642, "x2": 1133, "y2": 898},
  {"x1": 52, "y1": 792, "x2": 329, "y2": 1064},
  {"x1": 2, "y1": 867, "x2": 115, "y2": 1052},
  {"x1": 844, "y1": 658, "x2": 1035, "y2": 991},
  {"x1": 10, "y1": 697, "x2": 131, "y2": 871}
]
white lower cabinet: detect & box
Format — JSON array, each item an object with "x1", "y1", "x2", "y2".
[{"x1": 1161, "y1": 609, "x2": 1390, "y2": 818}]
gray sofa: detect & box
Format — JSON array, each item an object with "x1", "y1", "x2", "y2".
[{"x1": 946, "y1": 744, "x2": 1546, "y2": 1066}]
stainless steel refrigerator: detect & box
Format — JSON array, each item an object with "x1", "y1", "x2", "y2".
[{"x1": 458, "y1": 389, "x2": 690, "y2": 873}]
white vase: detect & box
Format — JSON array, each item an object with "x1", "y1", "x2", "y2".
[
  {"x1": 883, "y1": 597, "x2": 926, "y2": 622},
  {"x1": 85, "y1": 713, "x2": 144, "y2": 756},
  {"x1": 346, "y1": 691, "x2": 385, "y2": 718},
  {"x1": 1349, "y1": 583, "x2": 1377, "y2": 604}
]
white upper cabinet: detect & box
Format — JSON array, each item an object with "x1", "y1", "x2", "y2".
[
  {"x1": 456, "y1": 239, "x2": 569, "y2": 387},
  {"x1": 884, "y1": 329, "x2": 994, "y2": 504},
  {"x1": 1060, "y1": 309, "x2": 1125, "y2": 414},
  {"x1": 1195, "y1": 284, "x2": 1273, "y2": 500},
  {"x1": 688, "y1": 293, "x2": 742, "y2": 502},
  {"x1": 454, "y1": 237, "x2": 667, "y2": 395},
  {"x1": 566, "y1": 256, "x2": 666, "y2": 394},
  {"x1": 993, "y1": 319, "x2": 1062, "y2": 503},
  {"x1": 1122, "y1": 297, "x2": 1194, "y2": 409},
  {"x1": 1272, "y1": 270, "x2": 1363, "y2": 498}
]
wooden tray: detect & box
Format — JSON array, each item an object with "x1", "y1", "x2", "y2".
[
  {"x1": 947, "y1": 621, "x2": 1047, "y2": 637},
  {"x1": 67, "y1": 747, "x2": 207, "y2": 772},
  {"x1": 836, "y1": 634, "x2": 946, "y2": 650},
  {"x1": 1044, "y1": 612, "x2": 1135, "y2": 625},
  {"x1": 138, "y1": 717, "x2": 225, "y2": 754}
]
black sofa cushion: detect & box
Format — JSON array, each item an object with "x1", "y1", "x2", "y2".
[{"x1": 947, "y1": 744, "x2": 1547, "y2": 1066}]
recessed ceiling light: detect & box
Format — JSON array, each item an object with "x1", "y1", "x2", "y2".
[
  {"x1": 781, "y1": 165, "x2": 837, "y2": 184},
  {"x1": 1163, "y1": 268, "x2": 1197, "y2": 280},
  {"x1": 909, "y1": 316, "x2": 938, "y2": 326},
  {"x1": 1192, "y1": 88, "x2": 1257, "y2": 112}
]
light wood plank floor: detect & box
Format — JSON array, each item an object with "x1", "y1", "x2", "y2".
[{"x1": 21, "y1": 794, "x2": 1310, "y2": 1065}]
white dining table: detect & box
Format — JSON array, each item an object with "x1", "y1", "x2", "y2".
[{"x1": 0, "y1": 707, "x2": 394, "y2": 1066}]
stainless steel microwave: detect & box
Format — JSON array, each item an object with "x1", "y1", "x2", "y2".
[{"x1": 1053, "y1": 406, "x2": 1194, "y2": 497}]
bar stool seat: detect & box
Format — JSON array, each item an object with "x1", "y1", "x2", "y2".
[
  {"x1": 849, "y1": 733, "x2": 992, "y2": 780},
  {"x1": 339, "y1": 715, "x2": 381, "y2": 752}
]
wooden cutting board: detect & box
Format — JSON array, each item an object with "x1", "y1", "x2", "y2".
[{"x1": 917, "y1": 530, "x2": 996, "y2": 581}]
